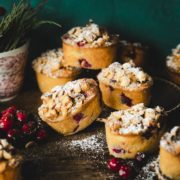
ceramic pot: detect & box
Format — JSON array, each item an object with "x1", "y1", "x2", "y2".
[{"x1": 0, "y1": 43, "x2": 29, "y2": 102}]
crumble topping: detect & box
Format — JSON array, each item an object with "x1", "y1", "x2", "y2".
[
  {"x1": 38, "y1": 78, "x2": 98, "y2": 121},
  {"x1": 32, "y1": 49, "x2": 80, "y2": 78},
  {"x1": 166, "y1": 44, "x2": 180, "y2": 73},
  {"x1": 97, "y1": 61, "x2": 153, "y2": 90},
  {"x1": 106, "y1": 103, "x2": 164, "y2": 135},
  {"x1": 160, "y1": 126, "x2": 180, "y2": 155},
  {"x1": 62, "y1": 21, "x2": 119, "y2": 48},
  {"x1": 0, "y1": 139, "x2": 22, "y2": 173}
]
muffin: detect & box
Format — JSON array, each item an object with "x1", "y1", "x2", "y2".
[
  {"x1": 156, "y1": 126, "x2": 180, "y2": 180},
  {"x1": 38, "y1": 78, "x2": 102, "y2": 135},
  {"x1": 0, "y1": 139, "x2": 22, "y2": 180},
  {"x1": 62, "y1": 21, "x2": 119, "y2": 69},
  {"x1": 97, "y1": 61, "x2": 153, "y2": 110},
  {"x1": 119, "y1": 41, "x2": 147, "y2": 67},
  {"x1": 32, "y1": 49, "x2": 80, "y2": 93},
  {"x1": 104, "y1": 103, "x2": 165, "y2": 159},
  {"x1": 166, "y1": 44, "x2": 180, "y2": 85}
]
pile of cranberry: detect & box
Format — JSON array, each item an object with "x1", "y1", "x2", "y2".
[
  {"x1": 107, "y1": 152, "x2": 146, "y2": 179},
  {"x1": 0, "y1": 106, "x2": 47, "y2": 148}
]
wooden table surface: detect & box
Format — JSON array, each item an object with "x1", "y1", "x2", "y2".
[{"x1": 0, "y1": 78, "x2": 179, "y2": 180}]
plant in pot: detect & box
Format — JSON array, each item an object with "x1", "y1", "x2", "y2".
[{"x1": 0, "y1": 0, "x2": 60, "y2": 102}]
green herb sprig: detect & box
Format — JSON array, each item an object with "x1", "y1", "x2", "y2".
[{"x1": 0, "y1": 0, "x2": 60, "y2": 52}]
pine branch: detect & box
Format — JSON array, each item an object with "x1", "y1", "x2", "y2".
[{"x1": 0, "y1": 0, "x2": 60, "y2": 52}]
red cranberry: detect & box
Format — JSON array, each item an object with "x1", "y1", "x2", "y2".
[
  {"x1": 63, "y1": 34, "x2": 69, "y2": 39},
  {"x1": 0, "y1": 7, "x2": 6, "y2": 16},
  {"x1": 79, "y1": 59, "x2": 91, "y2": 68},
  {"x1": 21, "y1": 121, "x2": 36, "y2": 135},
  {"x1": 0, "y1": 116, "x2": 13, "y2": 132},
  {"x1": 36, "y1": 129, "x2": 47, "y2": 141},
  {"x1": 120, "y1": 93, "x2": 132, "y2": 106},
  {"x1": 73, "y1": 113, "x2": 84, "y2": 123},
  {"x1": 119, "y1": 165, "x2": 132, "y2": 179},
  {"x1": 1, "y1": 106, "x2": 16, "y2": 116},
  {"x1": 77, "y1": 40, "x2": 87, "y2": 47},
  {"x1": 112, "y1": 148, "x2": 126, "y2": 154},
  {"x1": 107, "y1": 158, "x2": 121, "y2": 172},
  {"x1": 7, "y1": 129, "x2": 21, "y2": 140},
  {"x1": 16, "y1": 111, "x2": 27, "y2": 122},
  {"x1": 135, "y1": 152, "x2": 146, "y2": 162}
]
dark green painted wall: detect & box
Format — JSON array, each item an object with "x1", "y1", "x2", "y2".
[{"x1": 0, "y1": 0, "x2": 180, "y2": 61}]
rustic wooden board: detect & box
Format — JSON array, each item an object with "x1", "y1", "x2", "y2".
[{"x1": 0, "y1": 78, "x2": 179, "y2": 180}]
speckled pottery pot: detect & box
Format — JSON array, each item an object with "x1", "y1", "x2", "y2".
[{"x1": 0, "y1": 43, "x2": 29, "y2": 102}]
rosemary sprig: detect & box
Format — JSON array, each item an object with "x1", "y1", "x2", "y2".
[{"x1": 0, "y1": 0, "x2": 61, "y2": 52}]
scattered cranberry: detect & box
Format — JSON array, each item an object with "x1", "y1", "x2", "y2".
[
  {"x1": 77, "y1": 40, "x2": 87, "y2": 47},
  {"x1": 36, "y1": 129, "x2": 47, "y2": 141},
  {"x1": 7, "y1": 129, "x2": 21, "y2": 140},
  {"x1": 135, "y1": 152, "x2": 146, "y2": 162},
  {"x1": 107, "y1": 158, "x2": 121, "y2": 172},
  {"x1": 16, "y1": 111, "x2": 27, "y2": 122},
  {"x1": 0, "y1": 106, "x2": 47, "y2": 148},
  {"x1": 21, "y1": 121, "x2": 36, "y2": 135},
  {"x1": 119, "y1": 165, "x2": 132, "y2": 179},
  {"x1": 1, "y1": 106, "x2": 16, "y2": 116},
  {"x1": 0, "y1": 7, "x2": 6, "y2": 16},
  {"x1": 73, "y1": 113, "x2": 84, "y2": 123},
  {"x1": 120, "y1": 93, "x2": 132, "y2": 106},
  {"x1": 79, "y1": 59, "x2": 92, "y2": 68},
  {"x1": 0, "y1": 116, "x2": 13, "y2": 132}
]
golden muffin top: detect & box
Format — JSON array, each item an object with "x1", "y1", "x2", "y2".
[
  {"x1": 106, "y1": 103, "x2": 164, "y2": 135},
  {"x1": 32, "y1": 49, "x2": 80, "y2": 78},
  {"x1": 0, "y1": 139, "x2": 22, "y2": 173},
  {"x1": 62, "y1": 21, "x2": 118, "y2": 48},
  {"x1": 97, "y1": 61, "x2": 153, "y2": 90},
  {"x1": 166, "y1": 44, "x2": 180, "y2": 73},
  {"x1": 160, "y1": 126, "x2": 180, "y2": 155},
  {"x1": 38, "y1": 78, "x2": 98, "y2": 121}
]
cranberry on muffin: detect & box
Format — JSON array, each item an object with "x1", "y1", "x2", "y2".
[
  {"x1": 38, "y1": 78, "x2": 102, "y2": 135},
  {"x1": 32, "y1": 48, "x2": 80, "y2": 93},
  {"x1": 104, "y1": 103, "x2": 166, "y2": 159},
  {"x1": 166, "y1": 44, "x2": 180, "y2": 85},
  {"x1": 97, "y1": 61, "x2": 153, "y2": 110},
  {"x1": 62, "y1": 21, "x2": 119, "y2": 69}
]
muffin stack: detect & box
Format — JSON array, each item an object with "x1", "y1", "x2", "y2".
[
  {"x1": 33, "y1": 21, "x2": 179, "y2": 179},
  {"x1": 32, "y1": 21, "x2": 119, "y2": 93}
]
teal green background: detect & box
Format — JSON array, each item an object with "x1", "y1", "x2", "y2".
[{"x1": 0, "y1": 0, "x2": 179, "y2": 64}]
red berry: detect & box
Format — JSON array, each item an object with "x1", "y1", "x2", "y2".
[
  {"x1": 107, "y1": 158, "x2": 121, "y2": 172},
  {"x1": 7, "y1": 129, "x2": 20, "y2": 139},
  {"x1": 21, "y1": 121, "x2": 36, "y2": 135},
  {"x1": 63, "y1": 34, "x2": 69, "y2": 39},
  {"x1": 77, "y1": 40, "x2": 86, "y2": 47},
  {"x1": 0, "y1": 116, "x2": 13, "y2": 132},
  {"x1": 16, "y1": 111, "x2": 27, "y2": 122},
  {"x1": 120, "y1": 93, "x2": 132, "y2": 107},
  {"x1": 36, "y1": 129, "x2": 47, "y2": 141},
  {"x1": 135, "y1": 152, "x2": 146, "y2": 162},
  {"x1": 21, "y1": 123, "x2": 30, "y2": 134},
  {"x1": 119, "y1": 165, "x2": 132, "y2": 179},
  {"x1": 1, "y1": 106, "x2": 16, "y2": 116},
  {"x1": 79, "y1": 59, "x2": 91, "y2": 68},
  {"x1": 73, "y1": 113, "x2": 84, "y2": 123}
]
